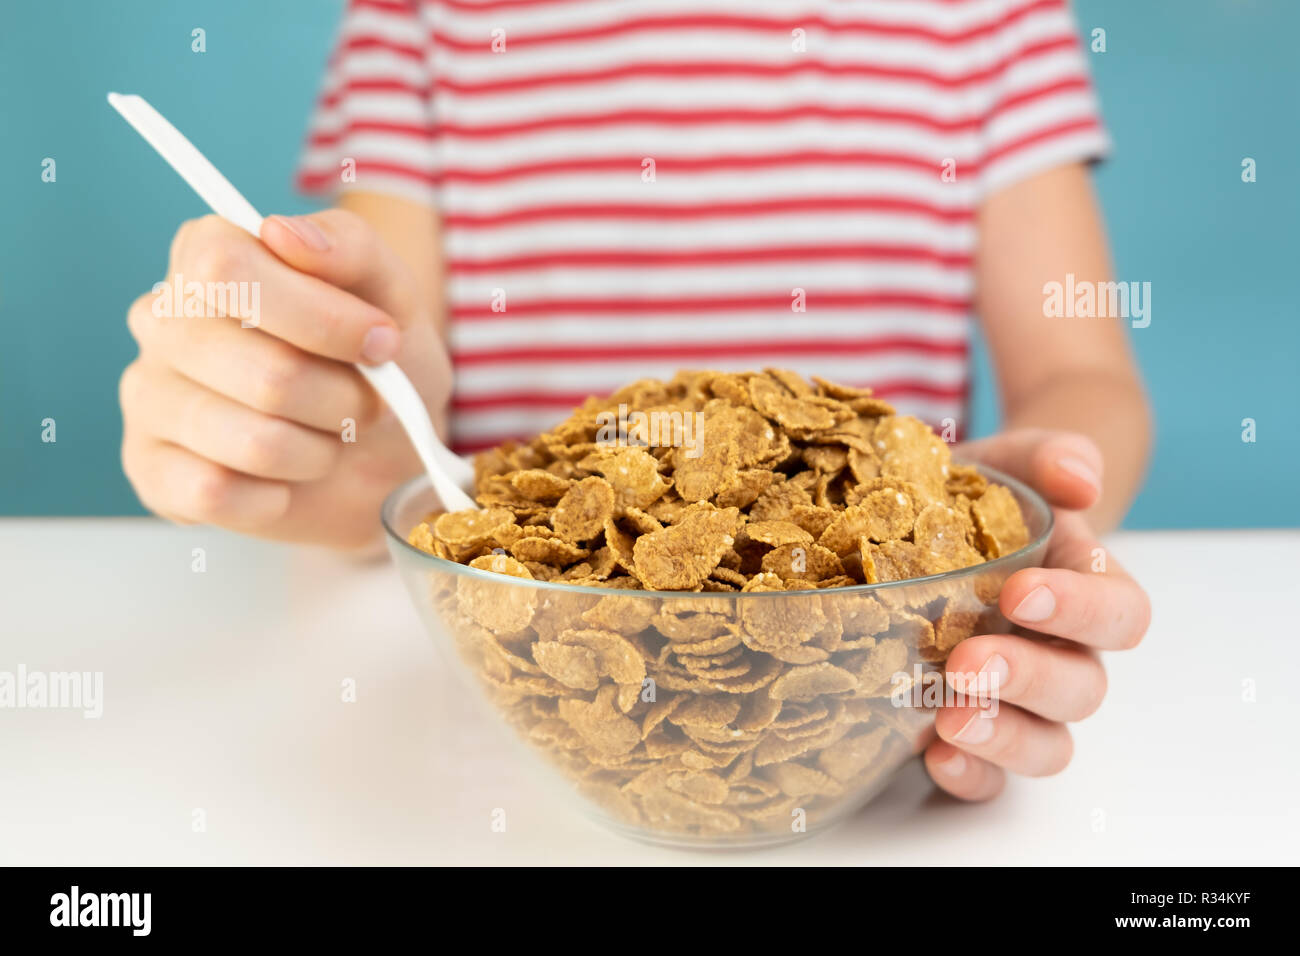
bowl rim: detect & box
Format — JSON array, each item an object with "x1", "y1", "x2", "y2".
[{"x1": 381, "y1": 461, "x2": 1053, "y2": 601}]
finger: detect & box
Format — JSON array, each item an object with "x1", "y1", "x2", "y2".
[
  {"x1": 121, "y1": 361, "x2": 341, "y2": 482},
  {"x1": 934, "y1": 702, "x2": 1074, "y2": 777},
  {"x1": 260, "y1": 209, "x2": 419, "y2": 322},
  {"x1": 127, "y1": 292, "x2": 377, "y2": 431},
  {"x1": 957, "y1": 428, "x2": 1102, "y2": 510},
  {"x1": 168, "y1": 215, "x2": 402, "y2": 364},
  {"x1": 999, "y1": 513, "x2": 1151, "y2": 650},
  {"x1": 944, "y1": 633, "x2": 1107, "y2": 722},
  {"x1": 121, "y1": 434, "x2": 290, "y2": 530},
  {"x1": 924, "y1": 741, "x2": 1006, "y2": 801}
]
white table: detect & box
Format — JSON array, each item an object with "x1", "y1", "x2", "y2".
[{"x1": 1, "y1": 519, "x2": 1295, "y2": 865}]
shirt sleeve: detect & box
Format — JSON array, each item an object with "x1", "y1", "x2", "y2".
[
  {"x1": 296, "y1": 0, "x2": 439, "y2": 207},
  {"x1": 975, "y1": 0, "x2": 1111, "y2": 199}
]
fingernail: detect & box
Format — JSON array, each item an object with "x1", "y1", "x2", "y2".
[
  {"x1": 272, "y1": 214, "x2": 331, "y2": 251},
  {"x1": 1011, "y1": 585, "x2": 1055, "y2": 623},
  {"x1": 935, "y1": 751, "x2": 967, "y2": 777},
  {"x1": 1057, "y1": 455, "x2": 1100, "y2": 493},
  {"x1": 979, "y1": 653, "x2": 1010, "y2": 694},
  {"x1": 954, "y1": 711, "x2": 995, "y2": 745},
  {"x1": 361, "y1": 325, "x2": 401, "y2": 363}
]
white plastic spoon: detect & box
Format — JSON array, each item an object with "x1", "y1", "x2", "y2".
[{"x1": 106, "y1": 92, "x2": 476, "y2": 512}]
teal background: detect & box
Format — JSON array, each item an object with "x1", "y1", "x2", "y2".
[{"x1": 2, "y1": 0, "x2": 1297, "y2": 526}]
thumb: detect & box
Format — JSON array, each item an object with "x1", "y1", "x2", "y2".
[
  {"x1": 261, "y1": 209, "x2": 417, "y2": 323},
  {"x1": 956, "y1": 428, "x2": 1103, "y2": 511}
]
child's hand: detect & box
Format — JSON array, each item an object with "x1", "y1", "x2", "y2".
[
  {"x1": 923, "y1": 429, "x2": 1151, "y2": 799},
  {"x1": 119, "y1": 211, "x2": 452, "y2": 549}
]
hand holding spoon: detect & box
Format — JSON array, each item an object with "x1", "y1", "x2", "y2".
[{"x1": 106, "y1": 92, "x2": 476, "y2": 513}]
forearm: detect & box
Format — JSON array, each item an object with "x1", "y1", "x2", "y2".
[{"x1": 1002, "y1": 369, "x2": 1151, "y2": 531}]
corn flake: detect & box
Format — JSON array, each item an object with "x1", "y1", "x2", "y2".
[
  {"x1": 632, "y1": 506, "x2": 739, "y2": 590},
  {"x1": 552, "y1": 476, "x2": 616, "y2": 542},
  {"x1": 972, "y1": 483, "x2": 1030, "y2": 558},
  {"x1": 532, "y1": 641, "x2": 600, "y2": 690},
  {"x1": 769, "y1": 662, "x2": 859, "y2": 701}
]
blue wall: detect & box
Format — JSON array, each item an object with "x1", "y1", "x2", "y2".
[
  {"x1": 971, "y1": 0, "x2": 1300, "y2": 527},
  {"x1": 2, "y1": 0, "x2": 1297, "y2": 526}
]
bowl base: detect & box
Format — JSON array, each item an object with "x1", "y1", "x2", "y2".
[{"x1": 588, "y1": 812, "x2": 848, "y2": 852}]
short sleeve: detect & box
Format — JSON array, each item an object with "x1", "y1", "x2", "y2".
[
  {"x1": 296, "y1": 0, "x2": 439, "y2": 206},
  {"x1": 976, "y1": 0, "x2": 1110, "y2": 198}
]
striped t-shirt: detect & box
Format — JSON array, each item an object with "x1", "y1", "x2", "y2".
[{"x1": 298, "y1": 0, "x2": 1108, "y2": 454}]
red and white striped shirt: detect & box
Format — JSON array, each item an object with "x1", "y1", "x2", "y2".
[{"x1": 298, "y1": 0, "x2": 1108, "y2": 454}]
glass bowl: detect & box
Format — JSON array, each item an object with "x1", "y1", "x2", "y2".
[{"x1": 382, "y1": 466, "x2": 1052, "y2": 849}]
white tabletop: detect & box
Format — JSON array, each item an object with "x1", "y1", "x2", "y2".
[{"x1": 1, "y1": 518, "x2": 1295, "y2": 866}]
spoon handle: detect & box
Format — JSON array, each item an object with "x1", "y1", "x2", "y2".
[
  {"x1": 357, "y1": 363, "x2": 476, "y2": 510},
  {"x1": 108, "y1": 93, "x2": 264, "y2": 238}
]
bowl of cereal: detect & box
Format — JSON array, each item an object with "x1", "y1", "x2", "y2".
[{"x1": 384, "y1": 370, "x2": 1052, "y2": 847}]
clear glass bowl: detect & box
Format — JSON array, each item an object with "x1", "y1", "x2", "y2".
[{"x1": 382, "y1": 466, "x2": 1052, "y2": 849}]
